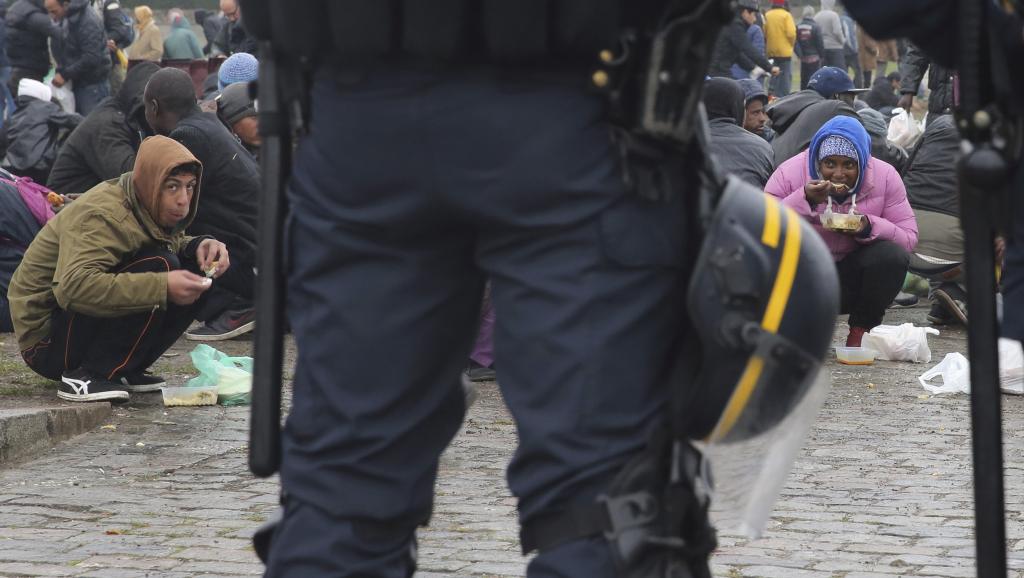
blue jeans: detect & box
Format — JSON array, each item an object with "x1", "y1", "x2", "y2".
[
  {"x1": 769, "y1": 57, "x2": 793, "y2": 97},
  {"x1": 0, "y1": 67, "x2": 15, "y2": 129},
  {"x1": 265, "y1": 67, "x2": 690, "y2": 578},
  {"x1": 72, "y1": 81, "x2": 110, "y2": 116}
]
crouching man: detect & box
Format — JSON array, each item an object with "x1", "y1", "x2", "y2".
[{"x1": 7, "y1": 136, "x2": 230, "y2": 402}]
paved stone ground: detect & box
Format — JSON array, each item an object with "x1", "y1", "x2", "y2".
[{"x1": 2, "y1": 302, "x2": 1024, "y2": 577}]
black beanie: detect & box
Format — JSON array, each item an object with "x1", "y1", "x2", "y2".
[
  {"x1": 216, "y1": 83, "x2": 257, "y2": 128},
  {"x1": 702, "y1": 77, "x2": 746, "y2": 126}
]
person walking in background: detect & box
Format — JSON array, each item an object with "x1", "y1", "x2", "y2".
[
  {"x1": 764, "y1": 0, "x2": 796, "y2": 97},
  {"x1": 857, "y1": 28, "x2": 880, "y2": 88},
  {"x1": 875, "y1": 39, "x2": 900, "y2": 74},
  {"x1": 796, "y1": 6, "x2": 826, "y2": 89},
  {"x1": 730, "y1": 7, "x2": 766, "y2": 81},
  {"x1": 91, "y1": 0, "x2": 133, "y2": 96},
  {"x1": 709, "y1": 0, "x2": 779, "y2": 79},
  {"x1": 127, "y1": 6, "x2": 162, "y2": 62},
  {"x1": 45, "y1": 0, "x2": 111, "y2": 117},
  {"x1": 193, "y1": 9, "x2": 225, "y2": 56},
  {"x1": 814, "y1": 0, "x2": 846, "y2": 69},
  {"x1": 163, "y1": 10, "x2": 203, "y2": 60},
  {"x1": 5, "y1": 0, "x2": 60, "y2": 92},
  {"x1": 765, "y1": 116, "x2": 917, "y2": 347}
]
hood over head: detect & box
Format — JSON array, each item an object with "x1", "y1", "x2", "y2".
[
  {"x1": 171, "y1": 12, "x2": 191, "y2": 29},
  {"x1": 128, "y1": 136, "x2": 203, "y2": 236},
  {"x1": 820, "y1": 0, "x2": 836, "y2": 11},
  {"x1": 703, "y1": 77, "x2": 746, "y2": 125},
  {"x1": 856, "y1": 108, "x2": 888, "y2": 138},
  {"x1": 766, "y1": 89, "x2": 824, "y2": 132},
  {"x1": 118, "y1": 61, "x2": 160, "y2": 117},
  {"x1": 808, "y1": 116, "x2": 872, "y2": 196},
  {"x1": 134, "y1": 5, "x2": 153, "y2": 29},
  {"x1": 802, "y1": 6, "x2": 815, "y2": 18}
]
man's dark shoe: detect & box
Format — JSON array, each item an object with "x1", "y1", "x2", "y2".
[
  {"x1": 464, "y1": 361, "x2": 496, "y2": 383},
  {"x1": 59, "y1": 368, "x2": 130, "y2": 403},
  {"x1": 892, "y1": 292, "x2": 920, "y2": 308},
  {"x1": 118, "y1": 371, "x2": 166, "y2": 393},
  {"x1": 926, "y1": 302, "x2": 959, "y2": 325},
  {"x1": 186, "y1": 307, "x2": 256, "y2": 341},
  {"x1": 933, "y1": 283, "x2": 968, "y2": 326}
]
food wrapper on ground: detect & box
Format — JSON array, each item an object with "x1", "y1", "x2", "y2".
[{"x1": 187, "y1": 344, "x2": 252, "y2": 405}]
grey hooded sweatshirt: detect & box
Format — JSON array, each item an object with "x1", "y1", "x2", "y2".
[{"x1": 814, "y1": 0, "x2": 846, "y2": 50}]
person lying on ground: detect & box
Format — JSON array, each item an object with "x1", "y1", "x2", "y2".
[
  {"x1": 7, "y1": 136, "x2": 231, "y2": 403},
  {"x1": 765, "y1": 115, "x2": 918, "y2": 347}
]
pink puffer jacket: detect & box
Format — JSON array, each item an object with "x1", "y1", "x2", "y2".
[{"x1": 764, "y1": 150, "x2": 918, "y2": 262}]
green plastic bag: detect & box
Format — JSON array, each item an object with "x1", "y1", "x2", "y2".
[{"x1": 187, "y1": 344, "x2": 253, "y2": 406}]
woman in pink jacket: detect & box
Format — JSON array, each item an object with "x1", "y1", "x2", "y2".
[{"x1": 765, "y1": 116, "x2": 918, "y2": 346}]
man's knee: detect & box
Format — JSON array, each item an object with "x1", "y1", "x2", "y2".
[{"x1": 115, "y1": 247, "x2": 181, "y2": 274}]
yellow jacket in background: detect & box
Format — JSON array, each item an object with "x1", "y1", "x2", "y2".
[{"x1": 764, "y1": 7, "x2": 797, "y2": 59}]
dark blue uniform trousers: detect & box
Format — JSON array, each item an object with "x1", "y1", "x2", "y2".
[{"x1": 265, "y1": 68, "x2": 691, "y2": 578}]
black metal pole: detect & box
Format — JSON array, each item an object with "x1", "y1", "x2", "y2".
[
  {"x1": 960, "y1": 148, "x2": 1008, "y2": 577},
  {"x1": 249, "y1": 41, "x2": 289, "y2": 478}
]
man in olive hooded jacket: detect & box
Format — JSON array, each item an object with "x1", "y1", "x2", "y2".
[{"x1": 9, "y1": 135, "x2": 231, "y2": 402}]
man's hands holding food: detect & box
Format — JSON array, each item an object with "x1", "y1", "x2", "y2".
[{"x1": 167, "y1": 239, "x2": 231, "y2": 306}]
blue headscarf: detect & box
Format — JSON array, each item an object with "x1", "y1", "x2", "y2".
[{"x1": 807, "y1": 116, "x2": 872, "y2": 196}]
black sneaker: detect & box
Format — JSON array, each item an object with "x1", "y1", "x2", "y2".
[
  {"x1": 926, "y1": 302, "x2": 958, "y2": 325},
  {"x1": 186, "y1": 307, "x2": 256, "y2": 341},
  {"x1": 59, "y1": 368, "x2": 130, "y2": 403},
  {"x1": 118, "y1": 372, "x2": 166, "y2": 393},
  {"x1": 933, "y1": 283, "x2": 968, "y2": 326},
  {"x1": 892, "y1": 291, "x2": 920, "y2": 308}
]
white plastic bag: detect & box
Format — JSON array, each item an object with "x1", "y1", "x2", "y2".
[
  {"x1": 861, "y1": 323, "x2": 939, "y2": 363},
  {"x1": 46, "y1": 79, "x2": 75, "y2": 114},
  {"x1": 919, "y1": 352, "x2": 970, "y2": 394},
  {"x1": 887, "y1": 107, "x2": 923, "y2": 149},
  {"x1": 918, "y1": 339, "x2": 1024, "y2": 395}
]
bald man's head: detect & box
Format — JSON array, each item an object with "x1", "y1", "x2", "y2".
[
  {"x1": 220, "y1": 0, "x2": 240, "y2": 22},
  {"x1": 144, "y1": 68, "x2": 198, "y2": 135}
]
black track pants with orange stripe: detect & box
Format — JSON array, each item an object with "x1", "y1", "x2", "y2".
[{"x1": 21, "y1": 247, "x2": 201, "y2": 381}]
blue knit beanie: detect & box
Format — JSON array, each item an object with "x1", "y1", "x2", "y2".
[{"x1": 218, "y1": 53, "x2": 259, "y2": 91}]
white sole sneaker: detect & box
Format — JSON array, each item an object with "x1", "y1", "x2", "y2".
[
  {"x1": 59, "y1": 376, "x2": 130, "y2": 403},
  {"x1": 185, "y1": 320, "x2": 255, "y2": 341}
]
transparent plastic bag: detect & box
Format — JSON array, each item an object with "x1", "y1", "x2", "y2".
[
  {"x1": 887, "y1": 107, "x2": 923, "y2": 148},
  {"x1": 187, "y1": 344, "x2": 252, "y2": 405},
  {"x1": 918, "y1": 352, "x2": 969, "y2": 394}
]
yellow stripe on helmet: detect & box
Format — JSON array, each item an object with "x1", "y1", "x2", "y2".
[
  {"x1": 707, "y1": 206, "x2": 802, "y2": 443},
  {"x1": 761, "y1": 195, "x2": 781, "y2": 249}
]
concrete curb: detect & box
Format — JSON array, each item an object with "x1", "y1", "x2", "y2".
[{"x1": 0, "y1": 404, "x2": 111, "y2": 466}]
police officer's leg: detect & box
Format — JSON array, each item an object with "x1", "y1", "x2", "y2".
[
  {"x1": 265, "y1": 70, "x2": 486, "y2": 577},
  {"x1": 456, "y1": 87, "x2": 688, "y2": 576}
]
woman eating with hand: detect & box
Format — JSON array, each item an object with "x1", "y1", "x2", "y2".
[{"x1": 765, "y1": 116, "x2": 918, "y2": 347}]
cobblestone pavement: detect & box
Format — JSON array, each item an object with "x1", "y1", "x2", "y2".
[{"x1": 2, "y1": 305, "x2": 1024, "y2": 577}]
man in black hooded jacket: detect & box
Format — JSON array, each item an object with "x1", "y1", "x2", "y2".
[
  {"x1": 47, "y1": 61, "x2": 159, "y2": 196},
  {"x1": 898, "y1": 42, "x2": 955, "y2": 115},
  {"x1": 708, "y1": 0, "x2": 779, "y2": 79},
  {"x1": 5, "y1": 0, "x2": 59, "y2": 93},
  {"x1": 703, "y1": 77, "x2": 774, "y2": 187}
]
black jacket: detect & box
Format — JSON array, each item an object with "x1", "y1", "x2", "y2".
[
  {"x1": 861, "y1": 76, "x2": 899, "y2": 111},
  {"x1": 52, "y1": 0, "x2": 110, "y2": 85},
  {"x1": 194, "y1": 9, "x2": 226, "y2": 55},
  {"x1": 767, "y1": 92, "x2": 858, "y2": 167},
  {"x1": 708, "y1": 17, "x2": 773, "y2": 77},
  {"x1": 5, "y1": 0, "x2": 59, "y2": 76},
  {"x1": 0, "y1": 96, "x2": 82, "y2": 179},
  {"x1": 96, "y1": 0, "x2": 132, "y2": 48},
  {"x1": 903, "y1": 114, "x2": 959, "y2": 217},
  {"x1": 47, "y1": 62, "x2": 160, "y2": 196},
  {"x1": 900, "y1": 42, "x2": 955, "y2": 115},
  {"x1": 0, "y1": 178, "x2": 43, "y2": 332},
  {"x1": 213, "y1": 18, "x2": 258, "y2": 56},
  {"x1": 708, "y1": 118, "x2": 775, "y2": 188},
  {"x1": 169, "y1": 109, "x2": 259, "y2": 267}
]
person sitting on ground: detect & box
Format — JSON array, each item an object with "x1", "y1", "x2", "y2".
[
  {"x1": 861, "y1": 71, "x2": 901, "y2": 115},
  {"x1": 703, "y1": 77, "x2": 775, "y2": 188},
  {"x1": 765, "y1": 116, "x2": 918, "y2": 346},
  {"x1": 857, "y1": 107, "x2": 908, "y2": 172},
  {"x1": 0, "y1": 78, "x2": 82, "y2": 184},
  {"x1": 163, "y1": 10, "x2": 203, "y2": 60},
  {"x1": 767, "y1": 66, "x2": 863, "y2": 167},
  {"x1": 144, "y1": 67, "x2": 258, "y2": 341},
  {"x1": 216, "y1": 51, "x2": 257, "y2": 91},
  {"x1": 0, "y1": 175, "x2": 46, "y2": 333},
  {"x1": 8, "y1": 136, "x2": 230, "y2": 402},
  {"x1": 47, "y1": 61, "x2": 160, "y2": 196},
  {"x1": 215, "y1": 82, "x2": 259, "y2": 158},
  {"x1": 126, "y1": 6, "x2": 162, "y2": 62},
  {"x1": 738, "y1": 78, "x2": 774, "y2": 142}
]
